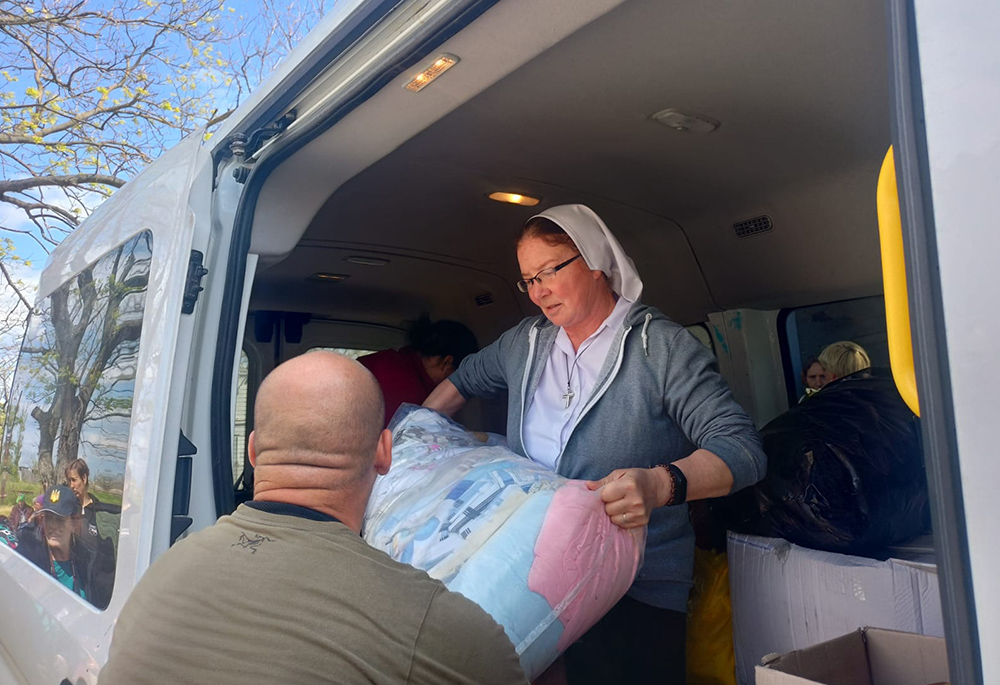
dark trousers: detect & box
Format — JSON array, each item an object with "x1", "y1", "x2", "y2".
[{"x1": 563, "y1": 596, "x2": 686, "y2": 685}]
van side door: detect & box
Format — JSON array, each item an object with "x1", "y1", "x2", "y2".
[{"x1": 0, "y1": 131, "x2": 208, "y2": 684}]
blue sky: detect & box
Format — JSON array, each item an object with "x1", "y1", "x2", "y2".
[{"x1": 1, "y1": 0, "x2": 338, "y2": 297}]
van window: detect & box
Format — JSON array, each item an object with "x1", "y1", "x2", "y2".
[
  {"x1": 311, "y1": 347, "x2": 379, "y2": 360},
  {"x1": 781, "y1": 296, "x2": 888, "y2": 403},
  {"x1": 0, "y1": 231, "x2": 152, "y2": 610}
]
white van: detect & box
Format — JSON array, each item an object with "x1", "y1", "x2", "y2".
[{"x1": 0, "y1": 0, "x2": 996, "y2": 682}]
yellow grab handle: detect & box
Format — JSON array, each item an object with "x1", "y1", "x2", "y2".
[{"x1": 876, "y1": 146, "x2": 919, "y2": 416}]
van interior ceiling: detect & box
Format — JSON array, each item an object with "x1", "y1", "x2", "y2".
[{"x1": 243, "y1": 0, "x2": 890, "y2": 394}]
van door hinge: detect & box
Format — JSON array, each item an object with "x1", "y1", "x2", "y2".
[
  {"x1": 182, "y1": 250, "x2": 209, "y2": 314},
  {"x1": 227, "y1": 110, "x2": 296, "y2": 184}
]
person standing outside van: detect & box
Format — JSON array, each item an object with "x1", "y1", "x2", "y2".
[
  {"x1": 65, "y1": 458, "x2": 121, "y2": 555},
  {"x1": 101, "y1": 352, "x2": 525, "y2": 685},
  {"x1": 8, "y1": 494, "x2": 31, "y2": 531},
  {"x1": 17, "y1": 485, "x2": 115, "y2": 608},
  {"x1": 423, "y1": 204, "x2": 766, "y2": 684}
]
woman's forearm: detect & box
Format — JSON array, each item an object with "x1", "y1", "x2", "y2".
[
  {"x1": 422, "y1": 379, "x2": 467, "y2": 416},
  {"x1": 671, "y1": 448, "x2": 734, "y2": 502}
]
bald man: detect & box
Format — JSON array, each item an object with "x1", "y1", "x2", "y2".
[{"x1": 101, "y1": 352, "x2": 526, "y2": 685}]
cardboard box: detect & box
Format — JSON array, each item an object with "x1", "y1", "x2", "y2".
[
  {"x1": 728, "y1": 533, "x2": 944, "y2": 685},
  {"x1": 756, "y1": 627, "x2": 950, "y2": 685}
]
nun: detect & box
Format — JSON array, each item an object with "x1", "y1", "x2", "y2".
[{"x1": 424, "y1": 204, "x2": 766, "y2": 684}]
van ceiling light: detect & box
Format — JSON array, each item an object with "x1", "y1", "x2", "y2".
[
  {"x1": 310, "y1": 272, "x2": 350, "y2": 282},
  {"x1": 344, "y1": 256, "x2": 390, "y2": 267},
  {"x1": 488, "y1": 192, "x2": 540, "y2": 207},
  {"x1": 404, "y1": 54, "x2": 459, "y2": 93},
  {"x1": 651, "y1": 108, "x2": 720, "y2": 133}
]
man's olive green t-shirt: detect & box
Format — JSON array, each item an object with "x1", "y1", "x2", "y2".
[{"x1": 100, "y1": 505, "x2": 526, "y2": 684}]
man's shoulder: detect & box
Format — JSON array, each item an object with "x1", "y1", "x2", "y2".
[
  {"x1": 422, "y1": 585, "x2": 499, "y2": 633},
  {"x1": 230, "y1": 507, "x2": 449, "y2": 593},
  {"x1": 411, "y1": 586, "x2": 527, "y2": 684}
]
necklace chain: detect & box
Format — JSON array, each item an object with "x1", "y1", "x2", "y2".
[
  {"x1": 562, "y1": 336, "x2": 600, "y2": 409},
  {"x1": 560, "y1": 296, "x2": 620, "y2": 409}
]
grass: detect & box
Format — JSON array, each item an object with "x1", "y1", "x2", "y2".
[{"x1": 0, "y1": 484, "x2": 122, "y2": 520}]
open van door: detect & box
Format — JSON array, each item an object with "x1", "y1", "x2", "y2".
[
  {"x1": 891, "y1": 0, "x2": 1000, "y2": 683},
  {"x1": 0, "y1": 131, "x2": 209, "y2": 684}
]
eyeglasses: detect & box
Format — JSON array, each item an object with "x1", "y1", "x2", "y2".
[{"x1": 516, "y1": 254, "x2": 581, "y2": 293}]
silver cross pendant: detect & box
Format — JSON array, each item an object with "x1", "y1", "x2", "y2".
[{"x1": 562, "y1": 389, "x2": 575, "y2": 409}]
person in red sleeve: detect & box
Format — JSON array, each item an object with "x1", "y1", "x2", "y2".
[{"x1": 359, "y1": 315, "x2": 478, "y2": 427}]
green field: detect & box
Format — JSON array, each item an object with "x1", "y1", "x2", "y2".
[{"x1": 1, "y1": 485, "x2": 121, "y2": 520}]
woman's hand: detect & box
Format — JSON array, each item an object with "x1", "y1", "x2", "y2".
[{"x1": 586, "y1": 467, "x2": 671, "y2": 529}]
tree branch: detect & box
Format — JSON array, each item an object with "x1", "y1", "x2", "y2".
[
  {"x1": 0, "y1": 173, "x2": 125, "y2": 194},
  {"x1": 0, "y1": 259, "x2": 34, "y2": 312}
]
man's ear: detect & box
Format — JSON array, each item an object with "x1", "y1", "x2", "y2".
[
  {"x1": 247, "y1": 431, "x2": 258, "y2": 468},
  {"x1": 442, "y1": 355, "x2": 455, "y2": 372},
  {"x1": 374, "y1": 429, "x2": 392, "y2": 476}
]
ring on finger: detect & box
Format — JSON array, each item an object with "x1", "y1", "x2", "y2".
[{"x1": 622, "y1": 512, "x2": 630, "y2": 524}]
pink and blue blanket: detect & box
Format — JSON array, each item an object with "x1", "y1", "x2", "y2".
[{"x1": 363, "y1": 405, "x2": 644, "y2": 680}]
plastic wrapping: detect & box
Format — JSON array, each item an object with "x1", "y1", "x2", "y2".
[
  {"x1": 740, "y1": 369, "x2": 929, "y2": 556},
  {"x1": 364, "y1": 405, "x2": 645, "y2": 680}
]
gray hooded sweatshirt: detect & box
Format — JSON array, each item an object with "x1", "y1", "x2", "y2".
[{"x1": 450, "y1": 301, "x2": 766, "y2": 612}]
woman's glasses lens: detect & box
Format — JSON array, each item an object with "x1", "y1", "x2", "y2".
[{"x1": 515, "y1": 255, "x2": 580, "y2": 293}]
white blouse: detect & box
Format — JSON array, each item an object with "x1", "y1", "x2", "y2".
[{"x1": 522, "y1": 296, "x2": 632, "y2": 470}]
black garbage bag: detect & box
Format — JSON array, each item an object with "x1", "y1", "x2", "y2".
[{"x1": 734, "y1": 368, "x2": 930, "y2": 556}]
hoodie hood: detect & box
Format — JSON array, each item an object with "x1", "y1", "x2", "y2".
[{"x1": 531, "y1": 204, "x2": 644, "y2": 302}]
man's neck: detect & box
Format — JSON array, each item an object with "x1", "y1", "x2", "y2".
[{"x1": 251, "y1": 492, "x2": 365, "y2": 534}]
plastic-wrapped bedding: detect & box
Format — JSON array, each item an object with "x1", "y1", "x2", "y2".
[
  {"x1": 726, "y1": 368, "x2": 929, "y2": 556},
  {"x1": 363, "y1": 405, "x2": 645, "y2": 680}
]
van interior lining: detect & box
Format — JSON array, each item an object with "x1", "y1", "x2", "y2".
[{"x1": 246, "y1": 0, "x2": 890, "y2": 368}]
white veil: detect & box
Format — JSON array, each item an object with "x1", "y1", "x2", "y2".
[{"x1": 530, "y1": 204, "x2": 643, "y2": 301}]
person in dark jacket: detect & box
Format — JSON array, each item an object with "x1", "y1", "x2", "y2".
[
  {"x1": 17, "y1": 484, "x2": 116, "y2": 609},
  {"x1": 359, "y1": 315, "x2": 478, "y2": 427},
  {"x1": 65, "y1": 458, "x2": 121, "y2": 556},
  {"x1": 8, "y1": 493, "x2": 32, "y2": 531}
]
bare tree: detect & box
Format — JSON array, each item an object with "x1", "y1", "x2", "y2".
[
  {"x1": 14, "y1": 230, "x2": 150, "y2": 483},
  {"x1": 0, "y1": 0, "x2": 333, "y2": 307}
]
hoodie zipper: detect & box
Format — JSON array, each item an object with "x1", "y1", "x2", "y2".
[
  {"x1": 518, "y1": 324, "x2": 540, "y2": 454},
  {"x1": 553, "y1": 323, "x2": 633, "y2": 469}
]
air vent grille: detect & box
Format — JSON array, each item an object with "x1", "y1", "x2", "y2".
[
  {"x1": 474, "y1": 292, "x2": 494, "y2": 307},
  {"x1": 733, "y1": 215, "x2": 773, "y2": 238}
]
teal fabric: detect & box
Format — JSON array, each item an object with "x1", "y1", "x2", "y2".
[{"x1": 52, "y1": 559, "x2": 86, "y2": 599}]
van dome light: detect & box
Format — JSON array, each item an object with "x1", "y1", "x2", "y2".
[
  {"x1": 344, "y1": 256, "x2": 390, "y2": 267},
  {"x1": 651, "y1": 108, "x2": 720, "y2": 133},
  {"x1": 310, "y1": 272, "x2": 350, "y2": 282},
  {"x1": 488, "y1": 192, "x2": 540, "y2": 207},
  {"x1": 405, "y1": 54, "x2": 459, "y2": 93}
]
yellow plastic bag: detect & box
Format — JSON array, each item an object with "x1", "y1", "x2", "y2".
[{"x1": 686, "y1": 548, "x2": 737, "y2": 685}]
